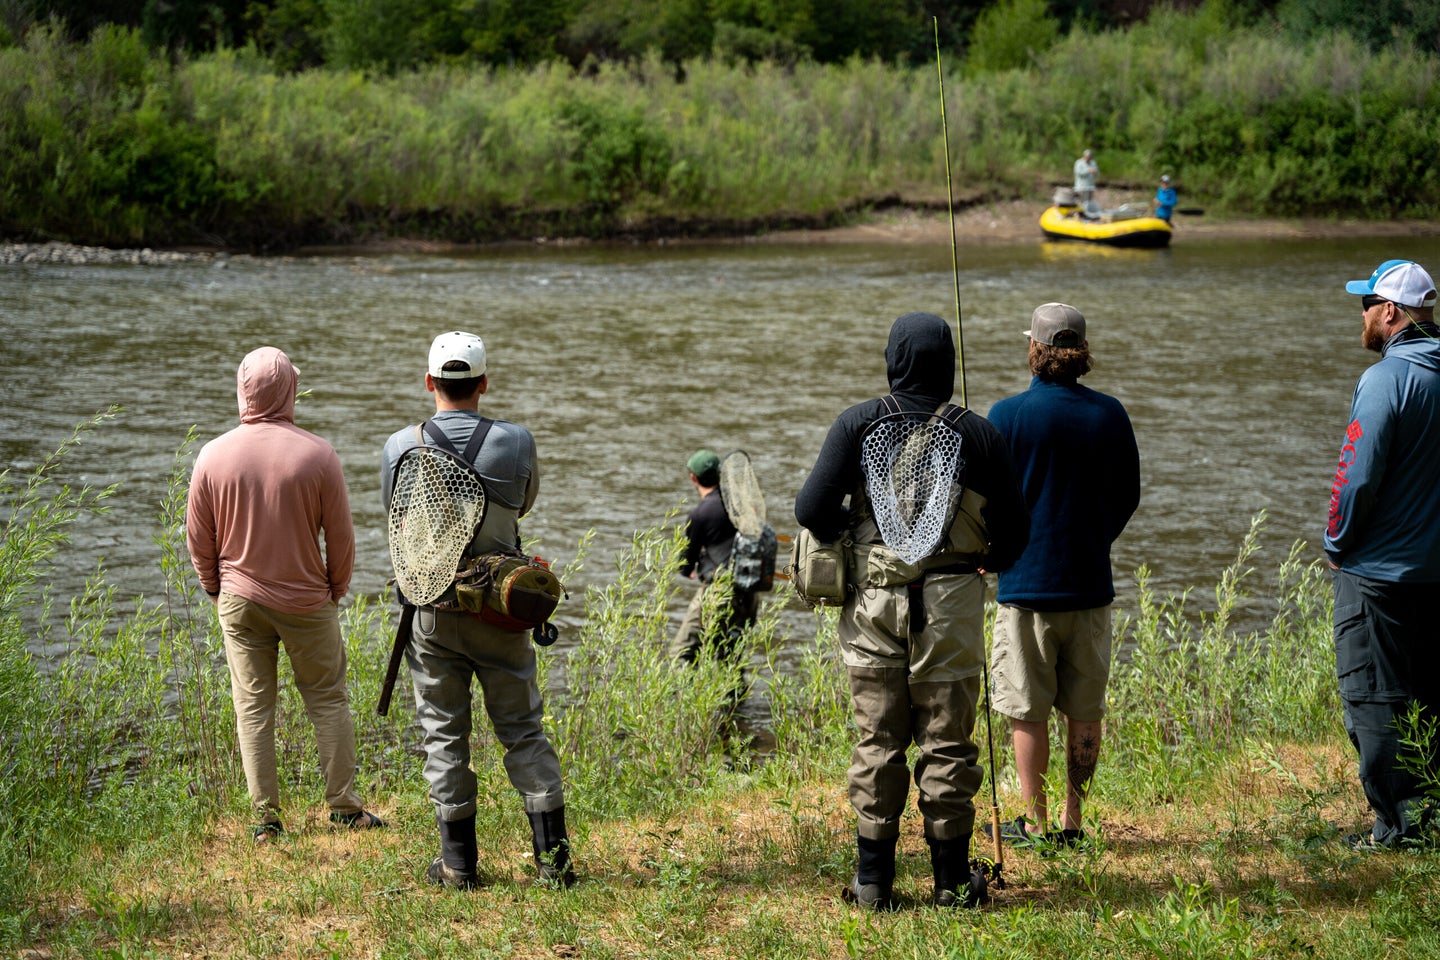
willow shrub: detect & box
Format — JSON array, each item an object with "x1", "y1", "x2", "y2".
[
  {"x1": 1106, "y1": 512, "x2": 1341, "y2": 803},
  {"x1": 0, "y1": 26, "x2": 246, "y2": 244},
  {"x1": 8, "y1": 15, "x2": 1440, "y2": 246}
]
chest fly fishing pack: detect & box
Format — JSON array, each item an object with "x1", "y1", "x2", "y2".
[{"x1": 387, "y1": 419, "x2": 564, "y2": 637}]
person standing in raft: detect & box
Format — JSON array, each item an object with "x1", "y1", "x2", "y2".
[
  {"x1": 1327, "y1": 260, "x2": 1440, "y2": 851},
  {"x1": 1073, "y1": 149, "x2": 1099, "y2": 210},
  {"x1": 795, "y1": 312, "x2": 1029, "y2": 909},
  {"x1": 187, "y1": 346, "x2": 384, "y2": 843},
  {"x1": 1154, "y1": 175, "x2": 1177, "y2": 222}
]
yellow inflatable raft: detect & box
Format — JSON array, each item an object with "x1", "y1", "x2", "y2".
[{"x1": 1040, "y1": 203, "x2": 1172, "y2": 249}]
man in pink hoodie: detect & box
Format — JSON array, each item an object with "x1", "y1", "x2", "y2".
[{"x1": 187, "y1": 346, "x2": 383, "y2": 842}]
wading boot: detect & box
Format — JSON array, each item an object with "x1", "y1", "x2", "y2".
[
  {"x1": 426, "y1": 813, "x2": 480, "y2": 891},
  {"x1": 844, "y1": 833, "x2": 897, "y2": 911},
  {"x1": 528, "y1": 807, "x2": 576, "y2": 888},
  {"x1": 929, "y1": 833, "x2": 986, "y2": 908}
]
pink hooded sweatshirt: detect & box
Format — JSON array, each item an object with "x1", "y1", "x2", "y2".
[{"x1": 186, "y1": 347, "x2": 355, "y2": 614}]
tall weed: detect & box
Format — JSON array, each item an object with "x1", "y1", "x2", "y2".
[
  {"x1": 1107, "y1": 512, "x2": 1339, "y2": 800},
  {"x1": 549, "y1": 522, "x2": 757, "y2": 818},
  {"x1": 0, "y1": 410, "x2": 120, "y2": 924}
]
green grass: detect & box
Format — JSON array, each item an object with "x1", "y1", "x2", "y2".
[{"x1": 3, "y1": 416, "x2": 1439, "y2": 958}]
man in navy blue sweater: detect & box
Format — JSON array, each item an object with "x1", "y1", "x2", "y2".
[{"x1": 986, "y1": 303, "x2": 1140, "y2": 847}]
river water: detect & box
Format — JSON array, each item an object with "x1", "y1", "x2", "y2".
[{"x1": 5, "y1": 233, "x2": 1440, "y2": 655}]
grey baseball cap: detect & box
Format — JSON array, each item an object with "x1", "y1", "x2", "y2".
[{"x1": 1025, "y1": 302, "x2": 1086, "y2": 347}]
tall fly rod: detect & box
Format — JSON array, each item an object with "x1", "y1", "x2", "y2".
[
  {"x1": 935, "y1": 17, "x2": 1002, "y2": 882},
  {"x1": 934, "y1": 18, "x2": 967, "y2": 409}
]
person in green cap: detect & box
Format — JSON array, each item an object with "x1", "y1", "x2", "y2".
[{"x1": 670, "y1": 449, "x2": 759, "y2": 664}]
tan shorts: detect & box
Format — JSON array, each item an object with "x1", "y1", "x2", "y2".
[{"x1": 990, "y1": 604, "x2": 1113, "y2": 723}]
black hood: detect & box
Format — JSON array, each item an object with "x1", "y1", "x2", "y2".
[{"x1": 885, "y1": 312, "x2": 956, "y2": 407}]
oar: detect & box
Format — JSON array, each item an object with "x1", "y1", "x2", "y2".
[{"x1": 1177, "y1": 207, "x2": 1205, "y2": 216}]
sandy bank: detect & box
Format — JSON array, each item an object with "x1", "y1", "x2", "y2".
[
  {"x1": 753, "y1": 198, "x2": 1440, "y2": 247},
  {"x1": 7, "y1": 194, "x2": 1439, "y2": 263}
]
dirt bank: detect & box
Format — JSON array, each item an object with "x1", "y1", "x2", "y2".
[
  {"x1": 752, "y1": 197, "x2": 1440, "y2": 246},
  {"x1": 9, "y1": 193, "x2": 1439, "y2": 263}
]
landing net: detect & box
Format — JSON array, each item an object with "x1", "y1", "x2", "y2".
[
  {"x1": 860, "y1": 413, "x2": 965, "y2": 565},
  {"x1": 387, "y1": 446, "x2": 487, "y2": 605},
  {"x1": 719, "y1": 450, "x2": 767, "y2": 538}
]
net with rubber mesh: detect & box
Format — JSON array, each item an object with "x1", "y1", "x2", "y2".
[
  {"x1": 860, "y1": 409, "x2": 966, "y2": 565},
  {"x1": 387, "y1": 446, "x2": 487, "y2": 605},
  {"x1": 719, "y1": 450, "x2": 767, "y2": 537}
]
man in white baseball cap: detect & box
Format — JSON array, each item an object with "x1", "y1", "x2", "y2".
[
  {"x1": 381, "y1": 330, "x2": 576, "y2": 889},
  {"x1": 1326, "y1": 259, "x2": 1440, "y2": 851}
]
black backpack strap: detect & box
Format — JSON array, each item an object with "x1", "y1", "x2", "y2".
[
  {"x1": 938, "y1": 402, "x2": 969, "y2": 426},
  {"x1": 421, "y1": 417, "x2": 495, "y2": 465}
]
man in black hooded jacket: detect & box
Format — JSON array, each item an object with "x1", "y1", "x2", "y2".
[{"x1": 795, "y1": 312, "x2": 1029, "y2": 909}]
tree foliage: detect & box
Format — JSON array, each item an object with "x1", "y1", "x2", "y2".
[
  {"x1": 0, "y1": 0, "x2": 1330, "y2": 71},
  {"x1": 1277, "y1": 0, "x2": 1440, "y2": 55},
  {"x1": 966, "y1": 0, "x2": 1060, "y2": 73}
]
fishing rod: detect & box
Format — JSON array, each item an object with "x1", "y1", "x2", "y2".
[
  {"x1": 935, "y1": 17, "x2": 1003, "y2": 887},
  {"x1": 934, "y1": 18, "x2": 967, "y2": 409}
]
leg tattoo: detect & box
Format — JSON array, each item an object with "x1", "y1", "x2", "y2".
[{"x1": 1067, "y1": 734, "x2": 1099, "y2": 799}]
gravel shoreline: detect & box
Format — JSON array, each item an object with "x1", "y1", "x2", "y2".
[
  {"x1": 1, "y1": 242, "x2": 231, "y2": 266},
  {"x1": 7, "y1": 201, "x2": 1439, "y2": 265}
]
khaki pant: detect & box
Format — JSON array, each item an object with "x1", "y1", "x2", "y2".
[
  {"x1": 218, "y1": 593, "x2": 362, "y2": 820},
  {"x1": 669, "y1": 580, "x2": 759, "y2": 663},
  {"x1": 991, "y1": 605, "x2": 1113, "y2": 723},
  {"x1": 838, "y1": 572, "x2": 985, "y2": 841}
]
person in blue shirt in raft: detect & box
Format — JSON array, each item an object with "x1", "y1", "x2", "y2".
[{"x1": 1154, "y1": 175, "x2": 1177, "y2": 222}]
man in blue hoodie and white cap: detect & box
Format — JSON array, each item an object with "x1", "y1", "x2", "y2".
[{"x1": 1327, "y1": 259, "x2": 1440, "y2": 850}]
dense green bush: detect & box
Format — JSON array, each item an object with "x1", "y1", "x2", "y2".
[
  {"x1": 966, "y1": 0, "x2": 1061, "y2": 74},
  {"x1": 4, "y1": 9, "x2": 1440, "y2": 247},
  {"x1": 0, "y1": 25, "x2": 246, "y2": 243}
]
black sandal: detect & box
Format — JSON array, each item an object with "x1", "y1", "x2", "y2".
[
  {"x1": 253, "y1": 820, "x2": 284, "y2": 843},
  {"x1": 329, "y1": 809, "x2": 386, "y2": 830}
]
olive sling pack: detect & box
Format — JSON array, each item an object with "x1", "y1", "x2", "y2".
[
  {"x1": 789, "y1": 397, "x2": 990, "y2": 613},
  {"x1": 788, "y1": 527, "x2": 850, "y2": 608},
  {"x1": 417, "y1": 420, "x2": 564, "y2": 637}
]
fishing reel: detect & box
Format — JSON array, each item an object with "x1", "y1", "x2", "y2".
[
  {"x1": 969, "y1": 853, "x2": 1004, "y2": 902},
  {"x1": 532, "y1": 621, "x2": 560, "y2": 646}
]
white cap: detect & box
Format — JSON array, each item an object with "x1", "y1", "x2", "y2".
[
  {"x1": 428, "y1": 331, "x2": 486, "y2": 379},
  {"x1": 1345, "y1": 260, "x2": 1438, "y2": 308}
]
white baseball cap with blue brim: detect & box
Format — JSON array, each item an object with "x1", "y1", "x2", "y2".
[{"x1": 1345, "y1": 259, "x2": 1438, "y2": 308}]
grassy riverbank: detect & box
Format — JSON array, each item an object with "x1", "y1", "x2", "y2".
[
  {"x1": 4, "y1": 7, "x2": 1440, "y2": 251},
  {"x1": 5, "y1": 418, "x2": 1440, "y2": 958}
]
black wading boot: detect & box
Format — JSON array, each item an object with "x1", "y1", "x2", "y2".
[
  {"x1": 929, "y1": 833, "x2": 987, "y2": 908},
  {"x1": 426, "y1": 813, "x2": 480, "y2": 891},
  {"x1": 528, "y1": 808, "x2": 577, "y2": 888},
  {"x1": 845, "y1": 833, "x2": 897, "y2": 911}
]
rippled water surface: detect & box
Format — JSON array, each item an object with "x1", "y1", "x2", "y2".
[{"x1": 6, "y1": 233, "x2": 1440, "y2": 651}]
